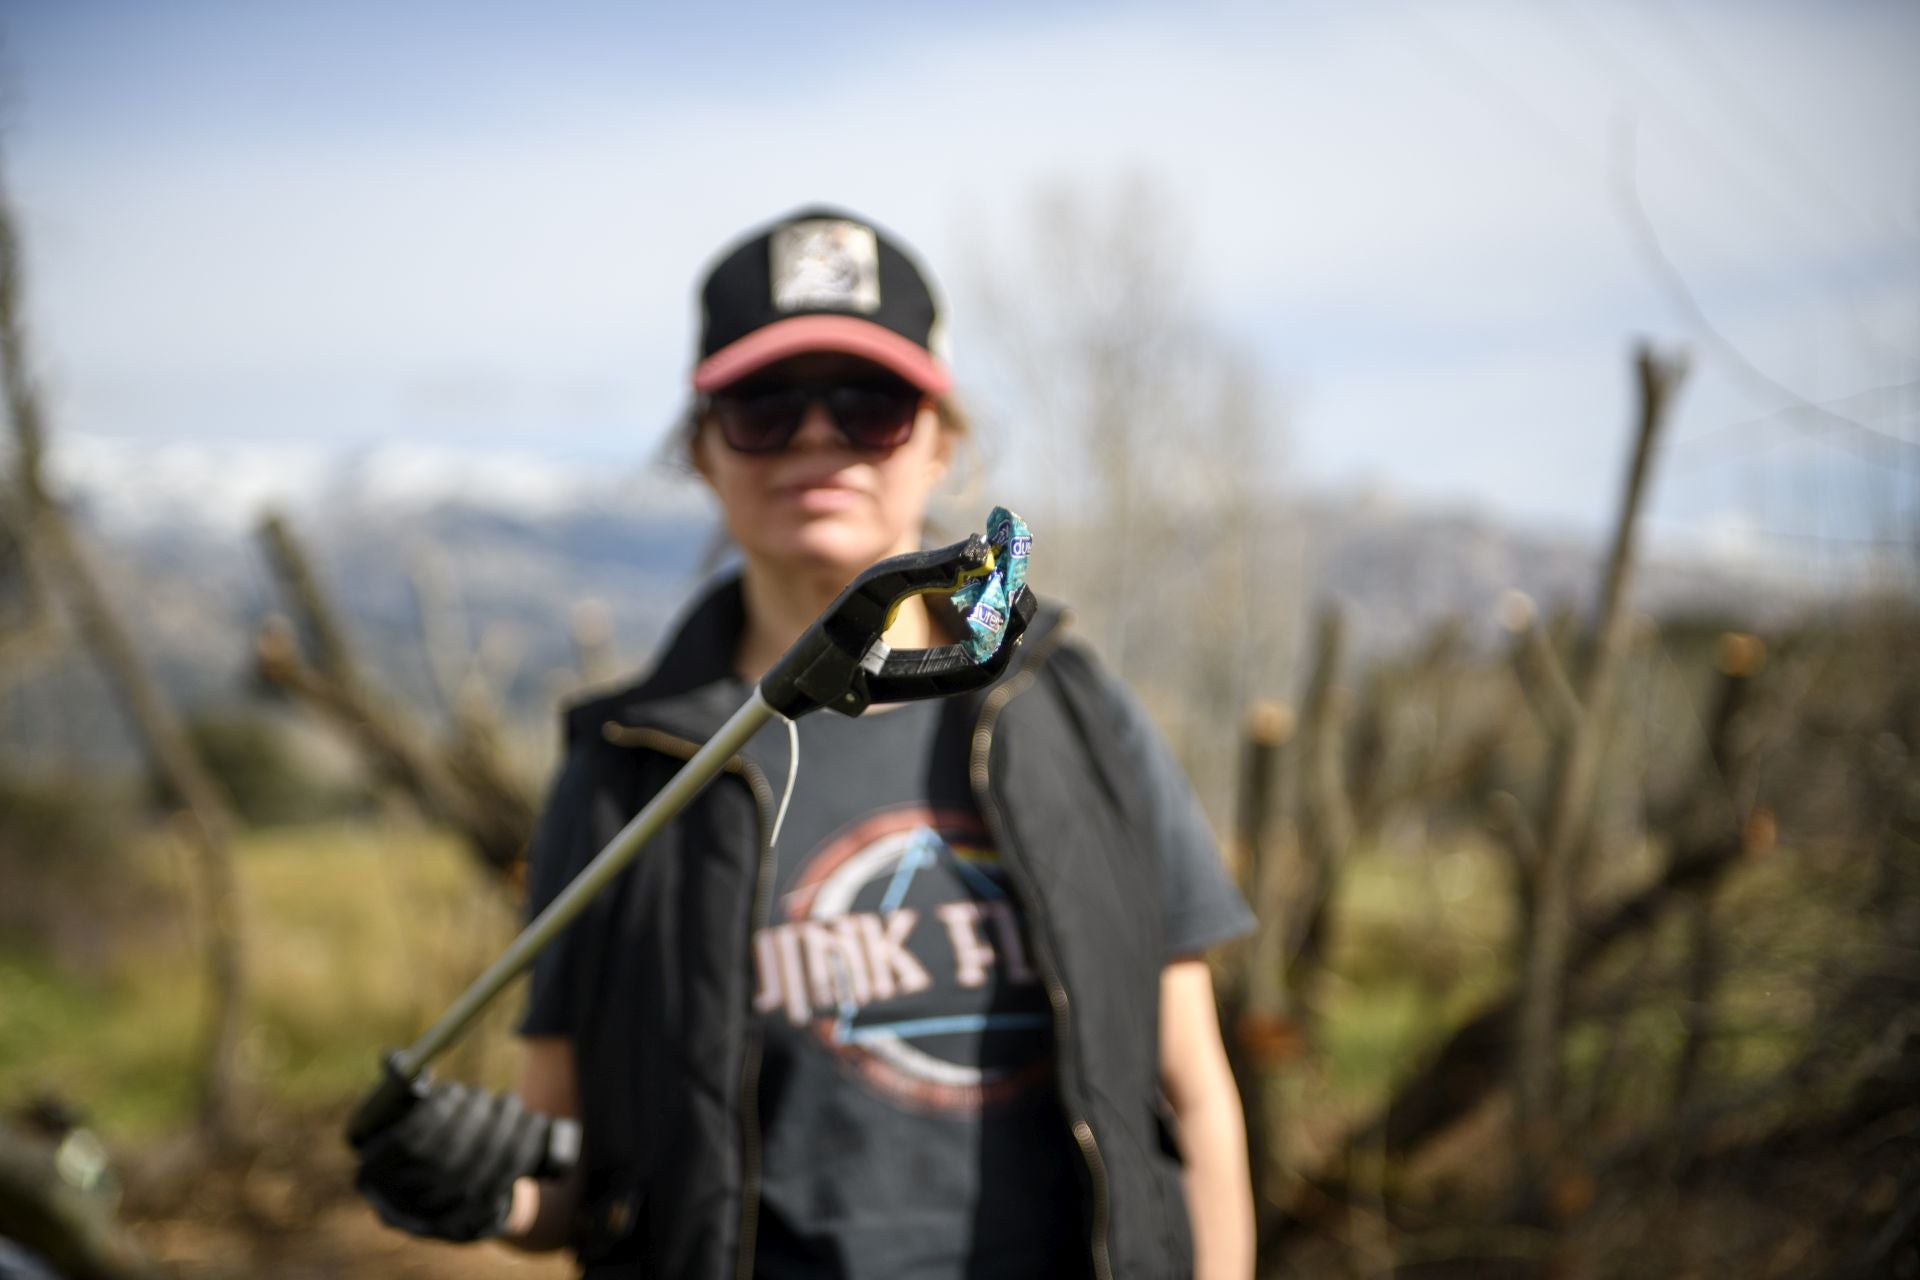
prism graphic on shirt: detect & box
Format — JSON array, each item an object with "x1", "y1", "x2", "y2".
[{"x1": 751, "y1": 805, "x2": 1055, "y2": 1111}]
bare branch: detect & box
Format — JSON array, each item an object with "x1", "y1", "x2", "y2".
[
  {"x1": 257, "y1": 511, "x2": 362, "y2": 688},
  {"x1": 1500, "y1": 590, "x2": 1583, "y2": 737},
  {"x1": 0, "y1": 160, "x2": 246, "y2": 1144},
  {"x1": 1287, "y1": 606, "x2": 1354, "y2": 1030},
  {"x1": 1224, "y1": 698, "x2": 1299, "y2": 1218},
  {"x1": 252, "y1": 513, "x2": 537, "y2": 879},
  {"x1": 0, "y1": 1123, "x2": 159, "y2": 1280},
  {"x1": 1513, "y1": 342, "x2": 1687, "y2": 1191},
  {"x1": 0, "y1": 487, "x2": 60, "y2": 690}
]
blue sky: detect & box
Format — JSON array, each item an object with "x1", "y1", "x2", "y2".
[{"x1": 4, "y1": 0, "x2": 1917, "y2": 566}]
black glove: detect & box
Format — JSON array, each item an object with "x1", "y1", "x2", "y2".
[{"x1": 351, "y1": 1079, "x2": 559, "y2": 1243}]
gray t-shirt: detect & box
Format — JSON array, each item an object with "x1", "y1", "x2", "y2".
[{"x1": 750, "y1": 682, "x2": 1251, "y2": 1279}]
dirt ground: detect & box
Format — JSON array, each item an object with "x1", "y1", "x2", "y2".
[
  {"x1": 116, "y1": 1108, "x2": 573, "y2": 1280},
  {"x1": 133, "y1": 1207, "x2": 571, "y2": 1280}
]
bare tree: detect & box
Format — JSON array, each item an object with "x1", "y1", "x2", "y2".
[
  {"x1": 1511, "y1": 343, "x2": 1687, "y2": 1195},
  {"x1": 1222, "y1": 700, "x2": 1298, "y2": 1217},
  {"x1": 0, "y1": 165, "x2": 246, "y2": 1144},
  {"x1": 1286, "y1": 605, "x2": 1354, "y2": 1036},
  {"x1": 1258, "y1": 623, "x2": 1777, "y2": 1269},
  {"x1": 0, "y1": 458, "x2": 57, "y2": 691},
  {"x1": 254, "y1": 510, "x2": 536, "y2": 879},
  {"x1": 966, "y1": 175, "x2": 1292, "y2": 802}
]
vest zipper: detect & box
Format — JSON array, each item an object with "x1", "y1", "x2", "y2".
[
  {"x1": 964, "y1": 617, "x2": 1115, "y2": 1280},
  {"x1": 600, "y1": 720, "x2": 779, "y2": 1280}
]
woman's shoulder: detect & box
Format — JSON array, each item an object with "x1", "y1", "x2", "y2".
[{"x1": 1024, "y1": 610, "x2": 1141, "y2": 730}]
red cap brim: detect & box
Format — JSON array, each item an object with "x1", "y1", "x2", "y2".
[{"x1": 693, "y1": 315, "x2": 951, "y2": 394}]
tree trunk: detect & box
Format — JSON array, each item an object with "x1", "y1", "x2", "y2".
[
  {"x1": 1289, "y1": 605, "x2": 1353, "y2": 1032},
  {"x1": 0, "y1": 170, "x2": 247, "y2": 1144},
  {"x1": 0, "y1": 1125, "x2": 159, "y2": 1280},
  {"x1": 1224, "y1": 699, "x2": 1297, "y2": 1217},
  {"x1": 1512, "y1": 343, "x2": 1686, "y2": 1196}
]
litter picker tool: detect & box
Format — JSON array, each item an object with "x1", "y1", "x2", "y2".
[{"x1": 347, "y1": 508, "x2": 1035, "y2": 1171}]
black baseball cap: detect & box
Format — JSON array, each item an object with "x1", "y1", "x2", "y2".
[{"x1": 692, "y1": 206, "x2": 951, "y2": 395}]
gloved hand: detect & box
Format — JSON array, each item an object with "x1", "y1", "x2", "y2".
[{"x1": 351, "y1": 1079, "x2": 561, "y2": 1242}]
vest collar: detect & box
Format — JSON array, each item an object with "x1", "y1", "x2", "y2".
[{"x1": 575, "y1": 575, "x2": 757, "y2": 755}]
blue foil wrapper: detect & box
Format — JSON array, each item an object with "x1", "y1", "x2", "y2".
[{"x1": 951, "y1": 507, "x2": 1031, "y2": 663}]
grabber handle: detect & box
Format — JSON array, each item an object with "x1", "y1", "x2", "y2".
[
  {"x1": 344, "y1": 690, "x2": 778, "y2": 1154},
  {"x1": 761, "y1": 532, "x2": 1035, "y2": 719},
  {"x1": 345, "y1": 1050, "x2": 422, "y2": 1148},
  {"x1": 346, "y1": 1051, "x2": 582, "y2": 1179}
]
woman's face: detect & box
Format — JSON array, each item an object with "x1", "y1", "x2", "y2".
[{"x1": 692, "y1": 354, "x2": 953, "y2": 581}]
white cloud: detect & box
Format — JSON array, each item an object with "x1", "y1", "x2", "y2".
[{"x1": 9, "y1": 0, "x2": 1916, "y2": 554}]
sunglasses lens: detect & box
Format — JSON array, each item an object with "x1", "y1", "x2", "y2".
[
  {"x1": 826, "y1": 383, "x2": 922, "y2": 450},
  {"x1": 712, "y1": 388, "x2": 807, "y2": 454},
  {"x1": 708, "y1": 377, "x2": 923, "y2": 453}
]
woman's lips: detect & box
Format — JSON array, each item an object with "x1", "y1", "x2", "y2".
[{"x1": 779, "y1": 479, "x2": 866, "y2": 513}]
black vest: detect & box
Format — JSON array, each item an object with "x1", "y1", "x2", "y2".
[{"x1": 542, "y1": 581, "x2": 1192, "y2": 1279}]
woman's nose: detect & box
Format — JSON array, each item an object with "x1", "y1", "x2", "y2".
[{"x1": 788, "y1": 397, "x2": 843, "y2": 450}]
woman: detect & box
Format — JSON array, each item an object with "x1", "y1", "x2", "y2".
[{"x1": 354, "y1": 208, "x2": 1256, "y2": 1279}]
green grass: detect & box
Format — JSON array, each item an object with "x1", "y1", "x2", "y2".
[
  {"x1": 0, "y1": 945, "x2": 200, "y2": 1137},
  {"x1": 1316, "y1": 841, "x2": 1515, "y2": 1108},
  {"x1": 2, "y1": 814, "x2": 1861, "y2": 1160},
  {"x1": 10, "y1": 822, "x2": 1519, "y2": 1144},
  {"x1": 0, "y1": 821, "x2": 527, "y2": 1141}
]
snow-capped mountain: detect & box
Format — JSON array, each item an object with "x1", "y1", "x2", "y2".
[
  {"x1": 5, "y1": 434, "x2": 1842, "y2": 775},
  {"x1": 48, "y1": 434, "x2": 707, "y2": 539}
]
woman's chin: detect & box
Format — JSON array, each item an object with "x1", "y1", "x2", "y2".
[{"x1": 754, "y1": 519, "x2": 902, "y2": 580}]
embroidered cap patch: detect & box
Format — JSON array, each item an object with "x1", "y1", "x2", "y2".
[{"x1": 770, "y1": 219, "x2": 882, "y2": 314}]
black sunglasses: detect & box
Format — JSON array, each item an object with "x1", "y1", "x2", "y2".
[{"x1": 701, "y1": 376, "x2": 925, "y2": 455}]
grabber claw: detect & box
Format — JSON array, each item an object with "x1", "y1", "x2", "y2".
[{"x1": 761, "y1": 506, "x2": 1036, "y2": 718}]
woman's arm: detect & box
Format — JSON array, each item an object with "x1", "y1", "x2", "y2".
[
  {"x1": 500, "y1": 1035, "x2": 585, "y2": 1252},
  {"x1": 1160, "y1": 958, "x2": 1254, "y2": 1280}
]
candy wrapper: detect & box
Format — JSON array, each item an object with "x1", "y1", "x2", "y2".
[{"x1": 950, "y1": 507, "x2": 1032, "y2": 664}]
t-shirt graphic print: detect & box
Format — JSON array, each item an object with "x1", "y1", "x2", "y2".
[{"x1": 752, "y1": 804, "x2": 1056, "y2": 1113}]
